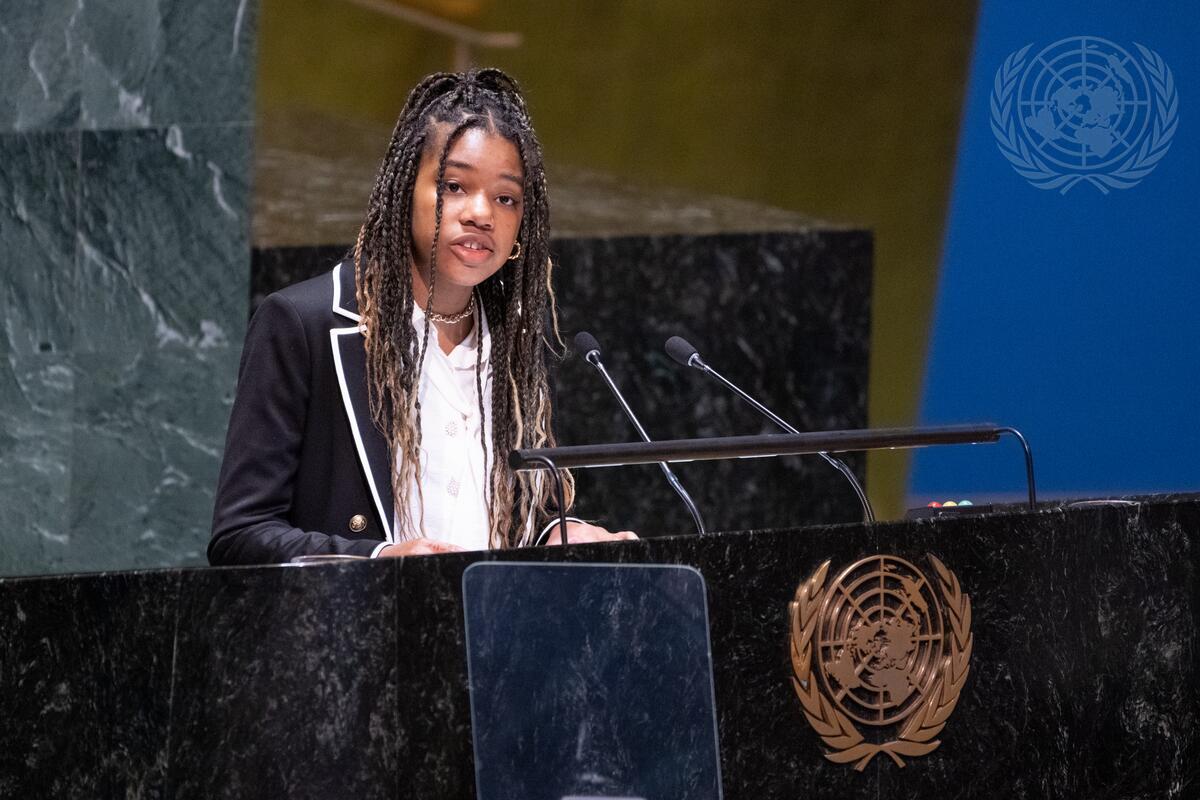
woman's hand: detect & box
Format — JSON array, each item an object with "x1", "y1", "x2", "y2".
[
  {"x1": 375, "y1": 538, "x2": 466, "y2": 557},
  {"x1": 543, "y1": 520, "x2": 638, "y2": 546}
]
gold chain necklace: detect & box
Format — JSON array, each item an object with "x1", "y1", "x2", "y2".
[{"x1": 427, "y1": 293, "x2": 475, "y2": 325}]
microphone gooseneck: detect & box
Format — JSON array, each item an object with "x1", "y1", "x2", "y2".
[
  {"x1": 574, "y1": 332, "x2": 708, "y2": 536},
  {"x1": 665, "y1": 335, "x2": 876, "y2": 524}
]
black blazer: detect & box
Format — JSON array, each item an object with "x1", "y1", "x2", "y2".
[{"x1": 209, "y1": 261, "x2": 399, "y2": 564}]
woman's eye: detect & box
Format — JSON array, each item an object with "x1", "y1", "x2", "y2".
[
  {"x1": 443, "y1": 180, "x2": 463, "y2": 193},
  {"x1": 497, "y1": 195, "x2": 519, "y2": 207}
]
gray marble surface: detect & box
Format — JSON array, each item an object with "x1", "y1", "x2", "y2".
[
  {"x1": 0, "y1": 0, "x2": 257, "y2": 576},
  {"x1": 0, "y1": 3, "x2": 80, "y2": 131},
  {"x1": 0, "y1": 0, "x2": 256, "y2": 131},
  {"x1": 0, "y1": 132, "x2": 78, "y2": 356},
  {"x1": 0, "y1": 496, "x2": 1195, "y2": 798}
]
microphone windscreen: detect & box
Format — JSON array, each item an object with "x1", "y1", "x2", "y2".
[
  {"x1": 574, "y1": 330, "x2": 602, "y2": 358},
  {"x1": 665, "y1": 335, "x2": 699, "y2": 367}
]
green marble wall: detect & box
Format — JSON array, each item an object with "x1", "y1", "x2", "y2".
[{"x1": 0, "y1": 1, "x2": 257, "y2": 576}]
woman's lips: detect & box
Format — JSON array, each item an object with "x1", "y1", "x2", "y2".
[
  {"x1": 449, "y1": 241, "x2": 494, "y2": 265},
  {"x1": 447, "y1": 233, "x2": 495, "y2": 266}
]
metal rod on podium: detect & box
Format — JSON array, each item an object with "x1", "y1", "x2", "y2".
[{"x1": 510, "y1": 424, "x2": 1036, "y2": 510}]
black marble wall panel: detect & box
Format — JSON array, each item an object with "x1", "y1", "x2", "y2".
[
  {"x1": 870, "y1": 504, "x2": 1200, "y2": 799},
  {"x1": 0, "y1": 569, "x2": 179, "y2": 797},
  {"x1": 251, "y1": 227, "x2": 872, "y2": 538},
  {"x1": 250, "y1": 243, "x2": 347, "y2": 312},
  {"x1": 0, "y1": 0, "x2": 258, "y2": 576},
  {"x1": 1, "y1": 498, "x2": 1194, "y2": 798},
  {"x1": 166, "y1": 562, "x2": 400, "y2": 799},
  {"x1": 551, "y1": 231, "x2": 871, "y2": 536}
]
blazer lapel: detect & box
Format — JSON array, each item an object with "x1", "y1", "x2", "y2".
[{"x1": 329, "y1": 261, "x2": 395, "y2": 541}]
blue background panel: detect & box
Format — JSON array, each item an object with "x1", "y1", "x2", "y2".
[{"x1": 913, "y1": 1, "x2": 1200, "y2": 501}]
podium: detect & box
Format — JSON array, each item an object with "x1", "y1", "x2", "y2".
[{"x1": 1, "y1": 496, "x2": 1197, "y2": 798}]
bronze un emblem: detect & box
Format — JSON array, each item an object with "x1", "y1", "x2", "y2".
[{"x1": 788, "y1": 555, "x2": 973, "y2": 770}]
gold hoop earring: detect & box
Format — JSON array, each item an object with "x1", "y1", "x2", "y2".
[{"x1": 508, "y1": 241, "x2": 522, "y2": 261}]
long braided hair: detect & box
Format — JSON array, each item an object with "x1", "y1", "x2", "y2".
[{"x1": 353, "y1": 69, "x2": 573, "y2": 548}]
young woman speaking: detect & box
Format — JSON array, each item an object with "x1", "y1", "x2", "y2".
[{"x1": 209, "y1": 69, "x2": 634, "y2": 564}]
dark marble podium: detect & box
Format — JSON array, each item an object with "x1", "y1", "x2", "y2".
[{"x1": 1, "y1": 496, "x2": 1197, "y2": 798}]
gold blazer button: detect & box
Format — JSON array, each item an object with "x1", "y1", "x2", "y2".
[{"x1": 349, "y1": 514, "x2": 368, "y2": 533}]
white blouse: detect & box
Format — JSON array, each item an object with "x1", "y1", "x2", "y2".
[
  {"x1": 388, "y1": 301, "x2": 494, "y2": 552},
  {"x1": 369, "y1": 302, "x2": 573, "y2": 556}
]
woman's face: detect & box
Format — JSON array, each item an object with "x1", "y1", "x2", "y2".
[{"x1": 410, "y1": 126, "x2": 525, "y2": 293}]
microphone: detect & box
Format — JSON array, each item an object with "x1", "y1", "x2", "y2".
[
  {"x1": 665, "y1": 335, "x2": 875, "y2": 523},
  {"x1": 574, "y1": 331, "x2": 707, "y2": 535}
]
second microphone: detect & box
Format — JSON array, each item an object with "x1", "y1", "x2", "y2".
[{"x1": 574, "y1": 331, "x2": 708, "y2": 536}]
